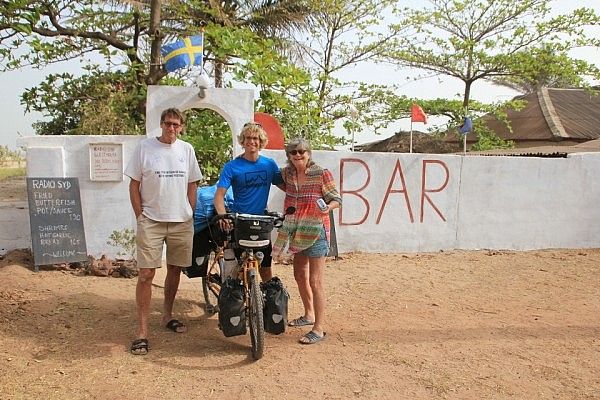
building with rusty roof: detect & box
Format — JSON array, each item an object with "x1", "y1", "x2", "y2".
[{"x1": 446, "y1": 87, "x2": 600, "y2": 150}]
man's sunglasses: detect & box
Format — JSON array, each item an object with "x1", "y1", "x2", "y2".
[
  {"x1": 244, "y1": 122, "x2": 263, "y2": 128},
  {"x1": 288, "y1": 149, "x2": 307, "y2": 156},
  {"x1": 162, "y1": 121, "x2": 182, "y2": 129}
]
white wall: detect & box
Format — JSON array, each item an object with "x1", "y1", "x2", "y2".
[
  {"x1": 266, "y1": 151, "x2": 464, "y2": 252},
  {"x1": 5, "y1": 83, "x2": 598, "y2": 257},
  {"x1": 4, "y1": 144, "x2": 599, "y2": 257},
  {"x1": 15, "y1": 135, "x2": 141, "y2": 258},
  {"x1": 265, "y1": 150, "x2": 600, "y2": 253},
  {"x1": 456, "y1": 154, "x2": 600, "y2": 250}
]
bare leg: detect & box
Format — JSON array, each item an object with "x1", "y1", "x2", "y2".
[
  {"x1": 308, "y1": 255, "x2": 326, "y2": 336},
  {"x1": 259, "y1": 266, "x2": 273, "y2": 282},
  {"x1": 162, "y1": 264, "x2": 185, "y2": 331},
  {"x1": 135, "y1": 268, "x2": 156, "y2": 339},
  {"x1": 293, "y1": 254, "x2": 314, "y2": 322}
]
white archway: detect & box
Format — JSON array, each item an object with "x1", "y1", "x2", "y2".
[{"x1": 145, "y1": 85, "x2": 254, "y2": 156}]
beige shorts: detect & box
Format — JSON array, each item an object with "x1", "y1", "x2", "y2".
[{"x1": 136, "y1": 215, "x2": 193, "y2": 268}]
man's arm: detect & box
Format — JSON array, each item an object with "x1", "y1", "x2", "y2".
[
  {"x1": 213, "y1": 186, "x2": 232, "y2": 230},
  {"x1": 187, "y1": 181, "x2": 198, "y2": 212},
  {"x1": 129, "y1": 179, "x2": 143, "y2": 218},
  {"x1": 213, "y1": 186, "x2": 228, "y2": 215},
  {"x1": 274, "y1": 167, "x2": 285, "y2": 192}
]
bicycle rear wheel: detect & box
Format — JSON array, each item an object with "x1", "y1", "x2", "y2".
[
  {"x1": 202, "y1": 250, "x2": 222, "y2": 314},
  {"x1": 248, "y1": 270, "x2": 265, "y2": 360}
]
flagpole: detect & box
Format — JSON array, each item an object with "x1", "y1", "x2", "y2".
[
  {"x1": 463, "y1": 105, "x2": 468, "y2": 155},
  {"x1": 410, "y1": 121, "x2": 413, "y2": 153}
]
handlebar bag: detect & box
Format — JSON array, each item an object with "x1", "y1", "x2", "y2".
[
  {"x1": 261, "y1": 276, "x2": 289, "y2": 335},
  {"x1": 218, "y1": 278, "x2": 247, "y2": 337},
  {"x1": 235, "y1": 214, "x2": 274, "y2": 248}
]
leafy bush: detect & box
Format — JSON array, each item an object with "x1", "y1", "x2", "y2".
[{"x1": 107, "y1": 229, "x2": 136, "y2": 260}]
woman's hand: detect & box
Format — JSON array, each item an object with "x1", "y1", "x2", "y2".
[{"x1": 323, "y1": 200, "x2": 340, "y2": 213}]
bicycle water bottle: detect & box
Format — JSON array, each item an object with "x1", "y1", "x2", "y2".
[{"x1": 222, "y1": 248, "x2": 237, "y2": 281}]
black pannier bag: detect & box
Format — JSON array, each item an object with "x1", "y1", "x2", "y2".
[
  {"x1": 183, "y1": 226, "x2": 222, "y2": 278},
  {"x1": 234, "y1": 214, "x2": 275, "y2": 249},
  {"x1": 182, "y1": 261, "x2": 206, "y2": 278},
  {"x1": 183, "y1": 250, "x2": 208, "y2": 278},
  {"x1": 261, "y1": 276, "x2": 289, "y2": 335},
  {"x1": 218, "y1": 278, "x2": 247, "y2": 337}
]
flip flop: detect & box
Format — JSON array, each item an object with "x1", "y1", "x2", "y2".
[
  {"x1": 130, "y1": 338, "x2": 149, "y2": 355},
  {"x1": 165, "y1": 319, "x2": 187, "y2": 333},
  {"x1": 299, "y1": 330, "x2": 326, "y2": 345},
  {"x1": 288, "y1": 316, "x2": 314, "y2": 327}
]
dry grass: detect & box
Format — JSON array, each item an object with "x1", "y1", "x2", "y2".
[{"x1": 0, "y1": 167, "x2": 26, "y2": 181}]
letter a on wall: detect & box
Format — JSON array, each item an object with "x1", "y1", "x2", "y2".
[{"x1": 254, "y1": 112, "x2": 285, "y2": 150}]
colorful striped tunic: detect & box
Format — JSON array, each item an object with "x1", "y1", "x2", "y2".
[{"x1": 273, "y1": 164, "x2": 342, "y2": 255}]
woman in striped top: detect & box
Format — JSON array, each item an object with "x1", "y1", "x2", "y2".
[{"x1": 273, "y1": 138, "x2": 341, "y2": 344}]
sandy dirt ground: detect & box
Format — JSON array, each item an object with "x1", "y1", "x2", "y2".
[
  {"x1": 0, "y1": 247, "x2": 599, "y2": 400},
  {"x1": 1, "y1": 175, "x2": 599, "y2": 399}
]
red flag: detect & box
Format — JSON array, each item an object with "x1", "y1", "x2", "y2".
[{"x1": 411, "y1": 104, "x2": 427, "y2": 124}]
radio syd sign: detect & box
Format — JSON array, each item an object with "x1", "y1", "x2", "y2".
[{"x1": 27, "y1": 177, "x2": 87, "y2": 267}]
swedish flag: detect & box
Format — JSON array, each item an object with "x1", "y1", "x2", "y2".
[{"x1": 161, "y1": 34, "x2": 204, "y2": 73}]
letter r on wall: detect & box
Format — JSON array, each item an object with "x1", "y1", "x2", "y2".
[{"x1": 420, "y1": 160, "x2": 449, "y2": 223}]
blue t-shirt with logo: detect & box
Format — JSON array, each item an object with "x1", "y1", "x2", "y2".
[{"x1": 216, "y1": 155, "x2": 282, "y2": 215}]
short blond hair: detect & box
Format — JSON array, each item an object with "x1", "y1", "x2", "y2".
[{"x1": 238, "y1": 123, "x2": 268, "y2": 150}]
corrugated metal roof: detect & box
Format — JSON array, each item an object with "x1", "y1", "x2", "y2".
[
  {"x1": 465, "y1": 138, "x2": 600, "y2": 157},
  {"x1": 548, "y1": 89, "x2": 600, "y2": 140},
  {"x1": 446, "y1": 87, "x2": 600, "y2": 143}
]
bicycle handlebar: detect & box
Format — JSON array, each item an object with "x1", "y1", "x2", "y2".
[{"x1": 210, "y1": 206, "x2": 295, "y2": 226}]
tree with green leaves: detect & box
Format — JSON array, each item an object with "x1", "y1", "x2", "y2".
[
  {"x1": 378, "y1": 0, "x2": 599, "y2": 150},
  {"x1": 21, "y1": 67, "x2": 147, "y2": 135},
  {"x1": 0, "y1": 0, "x2": 319, "y2": 90},
  {"x1": 488, "y1": 44, "x2": 600, "y2": 93},
  {"x1": 283, "y1": 0, "x2": 412, "y2": 146},
  {"x1": 1, "y1": 1, "x2": 164, "y2": 84},
  {"x1": 174, "y1": 0, "x2": 317, "y2": 88},
  {"x1": 385, "y1": 0, "x2": 600, "y2": 108},
  {"x1": 0, "y1": 0, "x2": 325, "y2": 175}
]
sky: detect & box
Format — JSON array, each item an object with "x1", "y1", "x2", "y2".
[{"x1": 1, "y1": 0, "x2": 599, "y2": 151}]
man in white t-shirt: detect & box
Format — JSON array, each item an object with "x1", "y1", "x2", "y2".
[{"x1": 125, "y1": 108, "x2": 202, "y2": 355}]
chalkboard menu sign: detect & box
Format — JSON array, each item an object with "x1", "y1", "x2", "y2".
[{"x1": 27, "y1": 178, "x2": 88, "y2": 267}]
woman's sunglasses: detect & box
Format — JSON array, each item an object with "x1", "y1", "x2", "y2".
[{"x1": 288, "y1": 149, "x2": 307, "y2": 156}]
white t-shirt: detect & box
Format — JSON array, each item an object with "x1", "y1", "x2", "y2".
[{"x1": 125, "y1": 137, "x2": 202, "y2": 222}]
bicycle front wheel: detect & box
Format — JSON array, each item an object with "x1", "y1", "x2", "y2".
[{"x1": 248, "y1": 270, "x2": 265, "y2": 360}]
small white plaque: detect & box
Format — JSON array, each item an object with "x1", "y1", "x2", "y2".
[{"x1": 89, "y1": 143, "x2": 123, "y2": 181}]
